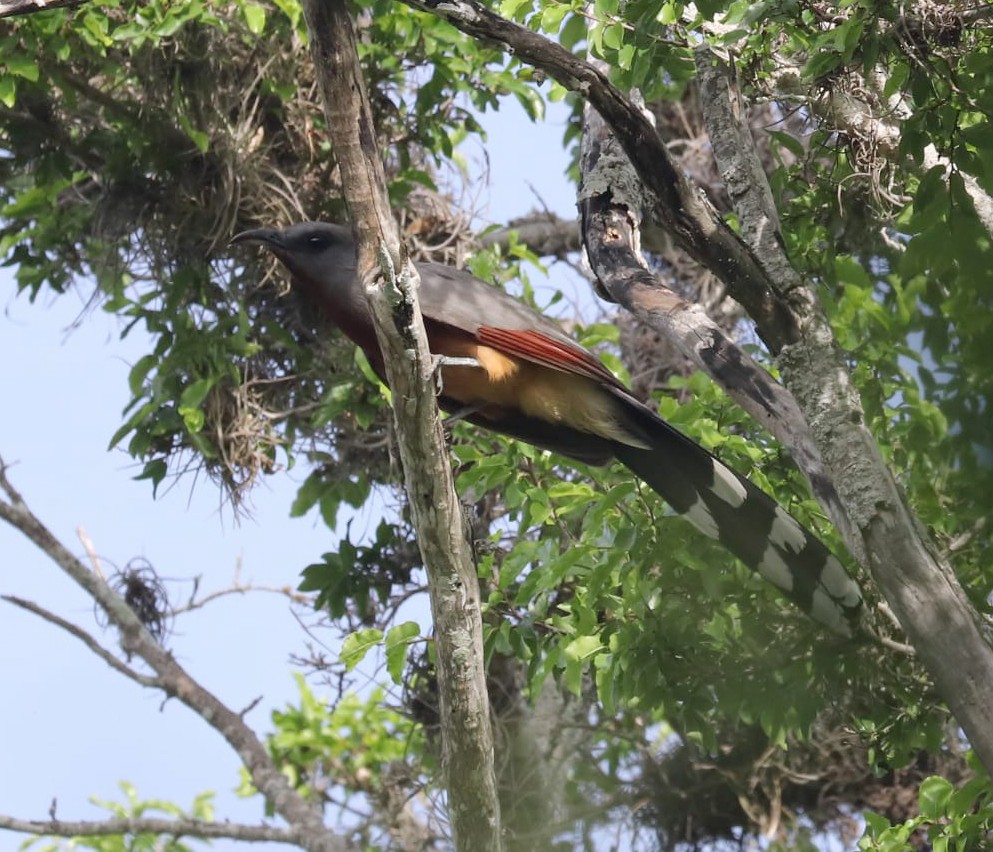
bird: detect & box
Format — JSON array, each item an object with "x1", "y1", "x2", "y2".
[{"x1": 231, "y1": 221, "x2": 863, "y2": 636}]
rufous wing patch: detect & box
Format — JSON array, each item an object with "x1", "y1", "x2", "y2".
[{"x1": 477, "y1": 327, "x2": 623, "y2": 388}]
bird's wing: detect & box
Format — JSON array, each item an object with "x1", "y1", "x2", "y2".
[
  {"x1": 415, "y1": 262, "x2": 624, "y2": 388},
  {"x1": 475, "y1": 326, "x2": 625, "y2": 389}
]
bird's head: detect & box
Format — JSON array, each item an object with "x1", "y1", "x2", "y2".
[{"x1": 230, "y1": 221, "x2": 358, "y2": 295}]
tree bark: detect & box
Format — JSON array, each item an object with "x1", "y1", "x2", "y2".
[
  {"x1": 301, "y1": 2, "x2": 502, "y2": 850},
  {"x1": 694, "y1": 44, "x2": 993, "y2": 771},
  {"x1": 577, "y1": 75, "x2": 860, "y2": 565}
]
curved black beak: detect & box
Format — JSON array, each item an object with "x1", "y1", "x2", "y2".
[{"x1": 230, "y1": 227, "x2": 284, "y2": 248}]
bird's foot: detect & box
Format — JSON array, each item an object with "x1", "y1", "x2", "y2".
[
  {"x1": 433, "y1": 355, "x2": 482, "y2": 369},
  {"x1": 443, "y1": 404, "x2": 481, "y2": 426},
  {"x1": 431, "y1": 354, "x2": 481, "y2": 396}
]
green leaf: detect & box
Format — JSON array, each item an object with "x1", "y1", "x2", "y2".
[
  {"x1": 290, "y1": 472, "x2": 324, "y2": 517},
  {"x1": 539, "y1": 2, "x2": 570, "y2": 33},
  {"x1": 559, "y1": 12, "x2": 586, "y2": 49},
  {"x1": 81, "y1": 10, "x2": 114, "y2": 47},
  {"x1": 385, "y1": 621, "x2": 420, "y2": 684},
  {"x1": 0, "y1": 76, "x2": 16, "y2": 109},
  {"x1": 563, "y1": 633, "x2": 603, "y2": 663},
  {"x1": 804, "y1": 49, "x2": 842, "y2": 80},
  {"x1": 656, "y1": 2, "x2": 678, "y2": 24},
  {"x1": 179, "y1": 377, "x2": 215, "y2": 410},
  {"x1": 602, "y1": 21, "x2": 625, "y2": 50},
  {"x1": 860, "y1": 811, "x2": 891, "y2": 840},
  {"x1": 319, "y1": 490, "x2": 342, "y2": 529},
  {"x1": 499, "y1": 0, "x2": 532, "y2": 20},
  {"x1": 5, "y1": 56, "x2": 39, "y2": 81},
  {"x1": 617, "y1": 43, "x2": 636, "y2": 71},
  {"x1": 135, "y1": 459, "x2": 168, "y2": 493},
  {"x1": 919, "y1": 776, "x2": 953, "y2": 820},
  {"x1": 242, "y1": 2, "x2": 267, "y2": 34},
  {"x1": 179, "y1": 405, "x2": 205, "y2": 432},
  {"x1": 340, "y1": 628, "x2": 383, "y2": 671},
  {"x1": 769, "y1": 130, "x2": 805, "y2": 158}
]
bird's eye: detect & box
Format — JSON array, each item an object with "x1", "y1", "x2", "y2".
[{"x1": 308, "y1": 235, "x2": 329, "y2": 248}]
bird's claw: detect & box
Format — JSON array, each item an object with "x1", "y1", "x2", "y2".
[
  {"x1": 443, "y1": 404, "x2": 481, "y2": 426},
  {"x1": 432, "y1": 354, "x2": 481, "y2": 396},
  {"x1": 433, "y1": 355, "x2": 482, "y2": 369}
]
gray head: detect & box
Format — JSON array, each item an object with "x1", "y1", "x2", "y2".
[{"x1": 231, "y1": 221, "x2": 358, "y2": 296}]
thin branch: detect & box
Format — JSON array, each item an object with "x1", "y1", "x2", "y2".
[
  {"x1": 875, "y1": 633, "x2": 916, "y2": 657},
  {"x1": 0, "y1": 455, "x2": 357, "y2": 852},
  {"x1": 170, "y1": 581, "x2": 310, "y2": 616},
  {"x1": 77, "y1": 526, "x2": 107, "y2": 580},
  {"x1": 478, "y1": 212, "x2": 581, "y2": 258},
  {"x1": 1, "y1": 595, "x2": 162, "y2": 688},
  {"x1": 0, "y1": 814, "x2": 296, "y2": 844}
]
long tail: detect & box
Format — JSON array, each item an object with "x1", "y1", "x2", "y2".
[{"x1": 611, "y1": 392, "x2": 863, "y2": 636}]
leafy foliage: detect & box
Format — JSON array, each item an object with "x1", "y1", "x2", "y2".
[
  {"x1": 860, "y1": 757, "x2": 993, "y2": 852},
  {"x1": 240, "y1": 675, "x2": 428, "y2": 813},
  {"x1": 4, "y1": 0, "x2": 993, "y2": 848}
]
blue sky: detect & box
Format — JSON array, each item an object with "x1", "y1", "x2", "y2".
[{"x1": 0, "y1": 98, "x2": 577, "y2": 849}]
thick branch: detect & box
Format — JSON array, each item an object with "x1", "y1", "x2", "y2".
[
  {"x1": 0, "y1": 815, "x2": 296, "y2": 844},
  {"x1": 695, "y1": 45, "x2": 993, "y2": 774},
  {"x1": 577, "y1": 73, "x2": 861, "y2": 569},
  {"x1": 399, "y1": 0, "x2": 800, "y2": 350},
  {"x1": 478, "y1": 213, "x2": 581, "y2": 257},
  {"x1": 301, "y1": 2, "x2": 501, "y2": 850},
  {"x1": 0, "y1": 459, "x2": 354, "y2": 852}
]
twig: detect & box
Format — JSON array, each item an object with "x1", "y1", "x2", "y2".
[
  {"x1": 874, "y1": 633, "x2": 916, "y2": 657},
  {"x1": 170, "y1": 581, "x2": 310, "y2": 616},
  {"x1": 0, "y1": 814, "x2": 297, "y2": 844},
  {"x1": 77, "y1": 526, "x2": 106, "y2": 580},
  {"x1": 1, "y1": 595, "x2": 162, "y2": 688},
  {"x1": 0, "y1": 457, "x2": 25, "y2": 505}
]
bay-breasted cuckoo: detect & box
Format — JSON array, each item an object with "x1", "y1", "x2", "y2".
[{"x1": 232, "y1": 221, "x2": 863, "y2": 635}]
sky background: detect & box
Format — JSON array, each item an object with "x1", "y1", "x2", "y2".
[{"x1": 0, "y1": 97, "x2": 578, "y2": 849}]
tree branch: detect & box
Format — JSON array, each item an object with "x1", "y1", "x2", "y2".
[
  {"x1": 0, "y1": 815, "x2": 297, "y2": 844},
  {"x1": 397, "y1": 0, "x2": 993, "y2": 775},
  {"x1": 0, "y1": 457, "x2": 356, "y2": 852},
  {"x1": 301, "y1": 2, "x2": 501, "y2": 850},
  {"x1": 576, "y1": 70, "x2": 862, "y2": 569},
  {"x1": 693, "y1": 45, "x2": 993, "y2": 773},
  {"x1": 1, "y1": 595, "x2": 163, "y2": 688},
  {"x1": 478, "y1": 213, "x2": 581, "y2": 257},
  {"x1": 399, "y1": 0, "x2": 801, "y2": 351}
]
